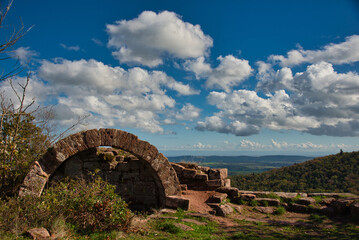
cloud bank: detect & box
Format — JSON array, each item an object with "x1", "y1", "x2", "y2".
[
  {"x1": 34, "y1": 59, "x2": 199, "y2": 133},
  {"x1": 197, "y1": 35, "x2": 359, "y2": 137}
]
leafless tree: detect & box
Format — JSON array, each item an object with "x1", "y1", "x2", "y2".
[{"x1": 0, "y1": 0, "x2": 31, "y2": 81}]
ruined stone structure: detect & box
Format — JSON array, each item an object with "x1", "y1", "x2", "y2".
[
  {"x1": 19, "y1": 129, "x2": 182, "y2": 209},
  {"x1": 171, "y1": 162, "x2": 231, "y2": 190}
]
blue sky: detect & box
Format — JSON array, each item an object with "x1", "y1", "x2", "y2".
[{"x1": 2, "y1": 0, "x2": 359, "y2": 156}]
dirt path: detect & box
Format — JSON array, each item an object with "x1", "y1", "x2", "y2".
[{"x1": 181, "y1": 190, "x2": 216, "y2": 213}]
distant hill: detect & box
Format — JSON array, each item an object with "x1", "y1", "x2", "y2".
[
  {"x1": 230, "y1": 151, "x2": 359, "y2": 194},
  {"x1": 168, "y1": 155, "x2": 312, "y2": 175}
]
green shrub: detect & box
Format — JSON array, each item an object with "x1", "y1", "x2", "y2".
[
  {"x1": 0, "y1": 177, "x2": 132, "y2": 235},
  {"x1": 249, "y1": 200, "x2": 258, "y2": 207},
  {"x1": 309, "y1": 214, "x2": 327, "y2": 224},
  {"x1": 0, "y1": 113, "x2": 50, "y2": 199},
  {"x1": 274, "y1": 206, "x2": 286, "y2": 215},
  {"x1": 236, "y1": 198, "x2": 248, "y2": 205}
]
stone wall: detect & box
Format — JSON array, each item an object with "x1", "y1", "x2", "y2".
[
  {"x1": 171, "y1": 162, "x2": 231, "y2": 190},
  {"x1": 50, "y1": 147, "x2": 164, "y2": 210}
]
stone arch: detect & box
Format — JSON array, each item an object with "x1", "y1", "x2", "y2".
[{"x1": 19, "y1": 128, "x2": 181, "y2": 208}]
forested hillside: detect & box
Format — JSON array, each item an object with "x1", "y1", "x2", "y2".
[{"x1": 231, "y1": 151, "x2": 359, "y2": 194}]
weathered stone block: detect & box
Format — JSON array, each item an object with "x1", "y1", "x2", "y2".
[
  {"x1": 321, "y1": 197, "x2": 336, "y2": 206},
  {"x1": 255, "y1": 206, "x2": 275, "y2": 214},
  {"x1": 19, "y1": 162, "x2": 49, "y2": 197},
  {"x1": 120, "y1": 132, "x2": 139, "y2": 154},
  {"x1": 132, "y1": 139, "x2": 158, "y2": 161},
  {"x1": 116, "y1": 155, "x2": 125, "y2": 162},
  {"x1": 151, "y1": 153, "x2": 168, "y2": 172},
  {"x1": 171, "y1": 163, "x2": 185, "y2": 176},
  {"x1": 208, "y1": 168, "x2": 228, "y2": 180},
  {"x1": 182, "y1": 169, "x2": 197, "y2": 179},
  {"x1": 207, "y1": 193, "x2": 228, "y2": 203},
  {"x1": 240, "y1": 193, "x2": 256, "y2": 201},
  {"x1": 256, "y1": 198, "x2": 280, "y2": 207},
  {"x1": 166, "y1": 196, "x2": 189, "y2": 210},
  {"x1": 26, "y1": 227, "x2": 50, "y2": 240},
  {"x1": 195, "y1": 173, "x2": 208, "y2": 181},
  {"x1": 290, "y1": 203, "x2": 308, "y2": 213},
  {"x1": 198, "y1": 166, "x2": 210, "y2": 173},
  {"x1": 206, "y1": 179, "x2": 224, "y2": 188},
  {"x1": 228, "y1": 203, "x2": 242, "y2": 213},
  {"x1": 39, "y1": 149, "x2": 58, "y2": 174},
  {"x1": 224, "y1": 178, "x2": 231, "y2": 187},
  {"x1": 83, "y1": 129, "x2": 101, "y2": 148},
  {"x1": 331, "y1": 199, "x2": 355, "y2": 214},
  {"x1": 297, "y1": 197, "x2": 316, "y2": 206},
  {"x1": 274, "y1": 192, "x2": 299, "y2": 199},
  {"x1": 216, "y1": 187, "x2": 240, "y2": 199},
  {"x1": 99, "y1": 128, "x2": 117, "y2": 146},
  {"x1": 215, "y1": 204, "x2": 233, "y2": 217}
]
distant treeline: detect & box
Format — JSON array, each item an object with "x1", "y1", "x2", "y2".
[{"x1": 230, "y1": 151, "x2": 359, "y2": 194}]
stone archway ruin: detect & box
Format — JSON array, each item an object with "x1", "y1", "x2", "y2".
[{"x1": 19, "y1": 128, "x2": 183, "y2": 209}]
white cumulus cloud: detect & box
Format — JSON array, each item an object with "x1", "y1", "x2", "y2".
[
  {"x1": 175, "y1": 103, "x2": 201, "y2": 121},
  {"x1": 185, "y1": 55, "x2": 253, "y2": 92},
  {"x1": 269, "y1": 35, "x2": 359, "y2": 67},
  {"x1": 106, "y1": 11, "x2": 213, "y2": 67},
  {"x1": 196, "y1": 90, "x2": 319, "y2": 136}
]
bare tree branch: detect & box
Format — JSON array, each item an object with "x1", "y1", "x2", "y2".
[{"x1": 0, "y1": 0, "x2": 32, "y2": 82}]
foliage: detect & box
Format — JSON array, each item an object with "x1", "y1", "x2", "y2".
[
  {"x1": 249, "y1": 200, "x2": 258, "y2": 207},
  {"x1": 231, "y1": 151, "x2": 359, "y2": 194},
  {"x1": 0, "y1": 176, "x2": 132, "y2": 235},
  {"x1": 274, "y1": 206, "x2": 286, "y2": 215},
  {"x1": 0, "y1": 78, "x2": 50, "y2": 199}
]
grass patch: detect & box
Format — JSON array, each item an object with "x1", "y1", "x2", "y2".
[
  {"x1": 309, "y1": 213, "x2": 327, "y2": 224},
  {"x1": 155, "y1": 221, "x2": 182, "y2": 234},
  {"x1": 274, "y1": 206, "x2": 286, "y2": 215},
  {"x1": 257, "y1": 192, "x2": 281, "y2": 200},
  {"x1": 312, "y1": 195, "x2": 327, "y2": 203}
]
